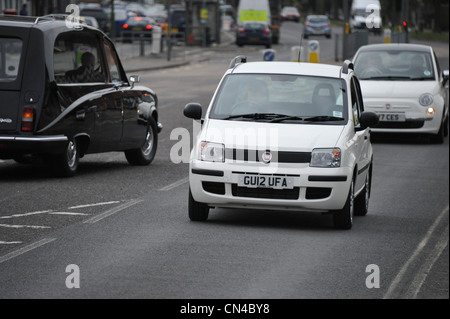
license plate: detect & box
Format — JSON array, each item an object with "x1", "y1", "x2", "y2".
[
  {"x1": 314, "y1": 30, "x2": 323, "y2": 34},
  {"x1": 249, "y1": 37, "x2": 260, "y2": 41},
  {"x1": 132, "y1": 27, "x2": 143, "y2": 31},
  {"x1": 237, "y1": 175, "x2": 294, "y2": 189},
  {"x1": 376, "y1": 112, "x2": 406, "y2": 122}
]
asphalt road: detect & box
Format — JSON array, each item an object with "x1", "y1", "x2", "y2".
[{"x1": 0, "y1": 22, "x2": 448, "y2": 302}]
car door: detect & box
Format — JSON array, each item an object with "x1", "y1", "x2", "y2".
[{"x1": 351, "y1": 76, "x2": 372, "y2": 192}]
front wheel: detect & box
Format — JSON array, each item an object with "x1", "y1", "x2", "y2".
[
  {"x1": 125, "y1": 117, "x2": 158, "y2": 165},
  {"x1": 188, "y1": 188, "x2": 209, "y2": 221},
  {"x1": 333, "y1": 178, "x2": 354, "y2": 229},
  {"x1": 354, "y1": 166, "x2": 371, "y2": 216}
]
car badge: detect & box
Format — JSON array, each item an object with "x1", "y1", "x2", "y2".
[
  {"x1": 261, "y1": 151, "x2": 272, "y2": 164},
  {"x1": 386, "y1": 104, "x2": 391, "y2": 110}
]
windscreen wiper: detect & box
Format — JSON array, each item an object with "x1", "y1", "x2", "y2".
[
  {"x1": 270, "y1": 115, "x2": 304, "y2": 123},
  {"x1": 221, "y1": 113, "x2": 291, "y2": 121},
  {"x1": 303, "y1": 115, "x2": 344, "y2": 122}
]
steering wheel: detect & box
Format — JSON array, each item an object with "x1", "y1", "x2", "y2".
[{"x1": 231, "y1": 101, "x2": 263, "y2": 115}]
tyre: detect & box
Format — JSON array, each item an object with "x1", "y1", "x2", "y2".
[
  {"x1": 354, "y1": 165, "x2": 371, "y2": 216},
  {"x1": 52, "y1": 138, "x2": 79, "y2": 177},
  {"x1": 430, "y1": 120, "x2": 445, "y2": 144},
  {"x1": 188, "y1": 187, "x2": 209, "y2": 221},
  {"x1": 333, "y1": 178, "x2": 354, "y2": 230},
  {"x1": 125, "y1": 117, "x2": 158, "y2": 165}
]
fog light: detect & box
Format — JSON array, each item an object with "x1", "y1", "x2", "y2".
[{"x1": 426, "y1": 107, "x2": 435, "y2": 116}]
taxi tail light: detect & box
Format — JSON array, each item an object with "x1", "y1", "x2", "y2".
[{"x1": 21, "y1": 107, "x2": 35, "y2": 132}]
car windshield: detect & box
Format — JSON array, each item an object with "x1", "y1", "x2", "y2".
[
  {"x1": 0, "y1": 37, "x2": 22, "y2": 83},
  {"x1": 210, "y1": 74, "x2": 347, "y2": 123},
  {"x1": 354, "y1": 50, "x2": 436, "y2": 80},
  {"x1": 308, "y1": 16, "x2": 328, "y2": 23}
]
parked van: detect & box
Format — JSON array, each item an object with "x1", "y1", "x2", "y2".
[
  {"x1": 350, "y1": 0, "x2": 382, "y2": 34},
  {"x1": 237, "y1": 0, "x2": 271, "y2": 27}
]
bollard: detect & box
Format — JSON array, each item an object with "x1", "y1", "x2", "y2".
[
  {"x1": 291, "y1": 46, "x2": 302, "y2": 62},
  {"x1": 308, "y1": 40, "x2": 320, "y2": 63},
  {"x1": 152, "y1": 26, "x2": 162, "y2": 54},
  {"x1": 384, "y1": 29, "x2": 391, "y2": 43}
]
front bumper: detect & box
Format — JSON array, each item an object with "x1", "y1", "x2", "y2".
[
  {"x1": 189, "y1": 161, "x2": 352, "y2": 213},
  {"x1": 0, "y1": 135, "x2": 68, "y2": 158}
]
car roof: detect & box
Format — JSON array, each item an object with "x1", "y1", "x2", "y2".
[
  {"x1": 230, "y1": 61, "x2": 345, "y2": 79},
  {"x1": 356, "y1": 43, "x2": 433, "y2": 53}
]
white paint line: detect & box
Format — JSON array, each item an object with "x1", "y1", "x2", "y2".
[
  {"x1": 408, "y1": 224, "x2": 449, "y2": 299},
  {"x1": 83, "y1": 199, "x2": 143, "y2": 224},
  {"x1": 0, "y1": 238, "x2": 56, "y2": 264},
  {"x1": 158, "y1": 177, "x2": 189, "y2": 192},
  {"x1": 0, "y1": 224, "x2": 51, "y2": 229},
  {"x1": 384, "y1": 205, "x2": 449, "y2": 299},
  {"x1": 68, "y1": 201, "x2": 121, "y2": 210},
  {"x1": 0, "y1": 241, "x2": 23, "y2": 245},
  {"x1": 48, "y1": 212, "x2": 89, "y2": 216},
  {"x1": 0, "y1": 210, "x2": 53, "y2": 219}
]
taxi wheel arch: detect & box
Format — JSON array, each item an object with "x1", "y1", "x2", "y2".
[{"x1": 188, "y1": 187, "x2": 209, "y2": 221}]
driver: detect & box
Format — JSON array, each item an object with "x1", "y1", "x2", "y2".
[{"x1": 65, "y1": 51, "x2": 104, "y2": 83}]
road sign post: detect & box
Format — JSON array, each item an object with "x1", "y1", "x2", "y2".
[{"x1": 308, "y1": 40, "x2": 320, "y2": 63}]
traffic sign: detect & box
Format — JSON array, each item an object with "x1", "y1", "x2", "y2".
[{"x1": 263, "y1": 49, "x2": 275, "y2": 61}]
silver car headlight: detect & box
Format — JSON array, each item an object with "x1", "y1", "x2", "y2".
[
  {"x1": 200, "y1": 141, "x2": 225, "y2": 162},
  {"x1": 310, "y1": 148, "x2": 341, "y2": 168},
  {"x1": 419, "y1": 93, "x2": 434, "y2": 107}
]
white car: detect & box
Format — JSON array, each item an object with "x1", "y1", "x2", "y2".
[
  {"x1": 353, "y1": 43, "x2": 449, "y2": 143},
  {"x1": 183, "y1": 57, "x2": 379, "y2": 229}
]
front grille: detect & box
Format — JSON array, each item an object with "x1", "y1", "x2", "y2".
[
  {"x1": 232, "y1": 184, "x2": 300, "y2": 200},
  {"x1": 376, "y1": 121, "x2": 425, "y2": 129},
  {"x1": 225, "y1": 149, "x2": 311, "y2": 163},
  {"x1": 202, "y1": 182, "x2": 225, "y2": 195},
  {"x1": 305, "y1": 187, "x2": 332, "y2": 199}
]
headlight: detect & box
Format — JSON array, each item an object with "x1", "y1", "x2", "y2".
[
  {"x1": 419, "y1": 93, "x2": 433, "y2": 106},
  {"x1": 310, "y1": 148, "x2": 341, "y2": 168},
  {"x1": 200, "y1": 141, "x2": 225, "y2": 162}
]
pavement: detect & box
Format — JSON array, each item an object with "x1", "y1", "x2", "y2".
[{"x1": 120, "y1": 30, "x2": 236, "y2": 73}]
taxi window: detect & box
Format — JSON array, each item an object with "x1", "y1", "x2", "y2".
[
  {"x1": 53, "y1": 32, "x2": 105, "y2": 84},
  {"x1": 0, "y1": 38, "x2": 22, "y2": 82},
  {"x1": 103, "y1": 40, "x2": 123, "y2": 83}
]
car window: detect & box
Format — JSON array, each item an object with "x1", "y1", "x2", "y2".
[
  {"x1": 354, "y1": 50, "x2": 435, "y2": 80},
  {"x1": 53, "y1": 32, "x2": 105, "y2": 84},
  {"x1": 103, "y1": 40, "x2": 123, "y2": 83},
  {"x1": 211, "y1": 74, "x2": 346, "y2": 121},
  {"x1": 0, "y1": 37, "x2": 22, "y2": 82},
  {"x1": 350, "y1": 77, "x2": 362, "y2": 125}
]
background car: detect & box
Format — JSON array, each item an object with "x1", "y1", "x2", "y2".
[
  {"x1": 281, "y1": 6, "x2": 300, "y2": 22},
  {"x1": 122, "y1": 16, "x2": 155, "y2": 43},
  {"x1": 184, "y1": 57, "x2": 379, "y2": 229},
  {"x1": 353, "y1": 43, "x2": 449, "y2": 143},
  {"x1": 0, "y1": 16, "x2": 162, "y2": 176},
  {"x1": 80, "y1": 6, "x2": 110, "y2": 34},
  {"x1": 236, "y1": 21, "x2": 272, "y2": 48},
  {"x1": 303, "y1": 15, "x2": 332, "y2": 39}
]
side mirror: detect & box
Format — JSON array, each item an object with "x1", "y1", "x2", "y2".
[
  {"x1": 442, "y1": 70, "x2": 449, "y2": 86},
  {"x1": 184, "y1": 103, "x2": 202, "y2": 120},
  {"x1": 359, "y1": 111, "x2": 379, "y2": 129},
  {"x1": 129, "y1": 75, "x2": 140, "y2": 89}
]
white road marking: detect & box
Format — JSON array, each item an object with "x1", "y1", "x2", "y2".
[
  {"x1": 0, "y1": 238, "x2": 56, "y2": 264},
  {"x1": 0, "y1": 241, "x2": 23, "y2": 245},
  {"x1": 0, "y1": 224, "x2": 51, "y2": 229},
  {"x1": 384, "y1": 206, "x2": 449, "y2": 299},
  {"x1": 83, "y1": 199, "x2": 143, "y2": 224},
  {"x1": 48, "y1": 212, "x2": 89, "y2": 216},
  {"x1": 0, "y1": 210, "x2": 52, "y2": 219},
  {"x1": 68, "y1": 201, "x2": 121, "y2": 210},
  {"x1": 158, "y1": 177, "x2": 189, "y2": 192}
]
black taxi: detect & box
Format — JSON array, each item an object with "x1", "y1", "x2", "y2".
[{"x1": 0, "y1": 15, "x2": 162, "y2": 176}]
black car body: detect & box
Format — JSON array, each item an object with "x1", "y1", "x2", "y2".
[
  {"x1": 236, "y1": 21, "x2": 272, "y2": 49},
  {"x1": 122, "y1": 16, "x2": 155, "y2": 43},
  {"x1": 0, "y1": 15, "x2": 162, "y2": 176}
]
